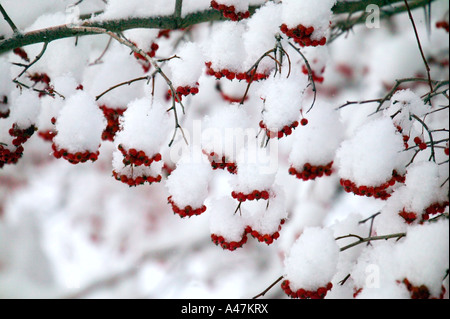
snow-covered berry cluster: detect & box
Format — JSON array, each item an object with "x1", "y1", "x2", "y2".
[
  {"x1": 259, "y1": 120, "x2": 299, "y2": 140},
  {"x1": 281, "y1": 280, "x2": 333, "y2": 299},
  {"x1": 231, "y1": 189, "x2": 270, "y2": 202},
  {"x1": 281, "y1": 24, "x2": 327, "y2": 48},
  {"x1": 205, "y1": 62, "x2": 268, "y2": 82},
  {"x1": 52, "y1": 91, "x2": 106, "y2": 165},
  {"x1": 401, "y1": 278, "x2": 447, "y2": 299},
  {"x1": 289, "y1": 161, "x2": 334, "y2": 181},
  {"x1": 210, "y1": 0, "x2": 250, "y2": 21},
  {"x1": 205, "y1": 151, "x2": 238, "y2": 174},
  {"x1": 117, "y1": 144, "x2": 162, "y2": 167},
  {"x1": 340, "y1": 170, "x2": 405, "y2": 200}
]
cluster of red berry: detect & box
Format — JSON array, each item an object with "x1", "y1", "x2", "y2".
[
  {"x1": 114, "y1": 144, "x2": 163, "y2": 186},
  {"x1": 117, "y1": 144, "x2": 162, "y2": 167},
  {"x1": 436, "y1": 20, "x2": 449, "y2": 32},
  {"x1": 37, "y1": 117, "x2": 57, "y2": 142},
  {"x1": 246, "y1": 221, "x2": 285, "y2": 245},
  {"x1": 301, "y1": 64, "x2": 325, "y2": 83},
  {"x1": 401, "y1": 278, "x2": 447, "y2": 299},
  {"x1": 167, "y1": 195, "x2": 207, "y2": 218},
  {"x1": 38, "y1": 129, "x2": 56, "y2": 142},
  {"x1": 231, "y1": 189, "x2": 270, "y2": 202},
  {"x1": 211, "y1": 232, "x2": 248, "y2": 251},
  {"x1": 13, "y1": 47, "x2": 30, "y2": 62},
  {"x1": 205, "y1": 151, "x2": 238, "y2": 174},
  {"x1": 212, "y1": 219, "x2": 286, "y2": 251},
  {"x1": 340, "y1": 170, "x2": 406, "y2": 200},
  {"x1": 210, "y1": 1, "x2": 250, "y2": 21},
  {"x1": 167, "y1": 83, "x2": 200, "y2": 102},
  {"x1": 133, "y1": 42, "x2": 159, "y2": 72},
  {"x1": 9, "y1": 124, "x2": 36, "y2": 147},
  {"x1": 398, "y1": 208, "x2": 417, "y2": 224},
  {"x1": 259, "y1": 120, "x2": 302, "y2": 140},
  {"x1": 280, "y1": 24, "x2": 327, "y2": 47},
  {"x1": 395, "y1": 125, "x2": 410, "y2": 149},
  {"x1": 1, "y1": 123, "x2": 36, "y2": 168},
  {"x1": 281, "y1": 280, "x2": 333, "y2": 299},
  {"x1": 28, "y1": 72, "x2": 52, "y2": 97},
  {"x1": 100, "y1": 105, "x2": 126, "y2": 142},
  {"x1": 0, "y1": 144, "x2": 24, "y2": 168},
  {"x1": 289, "y1": 161, "x2": 334, "y2": 181},
  {"x1": 421, "y1": 201, "x2": 449, "y2": 221},
  {"x1": 413, "y1": 136, "x2": 427, "y2": 151},
  {"x1": 52, "y1": 143, "x2": 100, "y2": 164},
  {"x1": 205, "y1": 62, "x2": 269, "y2": 82},
  {"x1": 112, "y1": 170, "x2": 162, "y2": 187}
]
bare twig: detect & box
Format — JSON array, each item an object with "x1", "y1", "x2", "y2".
[
  {"x1": 13, "y1": 42, "x2": 48, "y2": 81},
  {"x1": 411, "y1": 114, "x2": 436, "y2": 162},
  {"x1": 95, "y1": 75, "x2": 152, "y2": 101},
  {"x1": 288, "y1": 42, "x2": 317, "y2": 113},
  {"x1": 338, "y1": 233, "x2": 406, "y2": 252},
  {"x1": 403, "y1": 0, "x2": 433, "y2": 92},
  {"x1": 252, "y1": 276, "x2": 284, "y2": 299},
  {"x1": 0, "y1": 3, "x2": 18, "y2": 33},
  {"x1": 88, "y1": 37, "x2": 112, "y2": 65}
]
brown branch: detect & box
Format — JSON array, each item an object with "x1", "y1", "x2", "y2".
[{"x1": 95, "y1": 75, "x2": 152, "y2": 101}]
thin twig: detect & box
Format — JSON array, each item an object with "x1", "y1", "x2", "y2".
[
  {"x1": 252, "y1": 276, "x2": 284, "y2": 299},
  {"x1": 96, "y1": 75, "x2": 152, "y2": 101},
  {"x1": 13, "y1": 42, "x2": 48, "y2": 81},
  {"x1": 339, "y1": 233, "x2": 406, "y2": 252},
  {"x1": 88, "y1": 37, "x2": 112, "y2": 65},
  {"x1": 411, "y1": 114, "x2": 436, "y2": 162},
  {"x1": 288, "y1": 42, "x2": 317, "y2": 113},
  {"x1": 0, "y1": 3, "x2": 18, "y2": 33},
  {"x1": 403, "y1": 0, "x2": 433, "y2": 92}
]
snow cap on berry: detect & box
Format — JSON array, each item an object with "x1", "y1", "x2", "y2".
[
  {"x1": 258, "y1": 68, "x2": 309, "y2": 133},
  {"x1": 289, "y1": 101, "x2": 343, "y2": 168},
  {"x1": 53, "y1": 91, "x2": 106, "y2": 153},
  {"x1": 385, "y1": 89, "x2": 430, "y2": 133},
  {"x1": 284, "y1": 226, "x2": 339, "y2": 291},
  {"x1": 209, "y1": 197, "x2": 247, "y2": 243},
  {"x1": 281, "y1": 0, "x2": 336, "y2": 38},
  {"x1": 243, "y1": 184, "x2": 287, "y2": 236},
  {"x1": 168, "y1": 42, "x2": 205, "y2": 88},
  {"x1": 9, "y1": 90, "x2": 41, "y2": 129},
  {"x1": 115, "y1": 97, "x2": 170, "y2": 158},
  {"x1": 335, "y1": 116, "x2": 407, "y2": 187},
  {"x1": 243, "y1": 1, "x2": 282, "y2": 73},
  {"x1": 205, "y1": 20, "x2": 247, "y2": 72},
  {"x1": 165, "y1": 148, "x2": 212, "y2": 209},
  {"x1": 395, "y1": 219, "x2": 449, "y2": 298},
  {"x1": 230, "y1": 142, "x2": 277, "y2": 194},
  {"x1": 201, "y1": 102, "x2": 251, "y2": 163}
]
